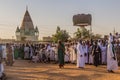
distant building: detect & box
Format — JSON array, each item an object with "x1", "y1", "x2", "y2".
[
  {"x1": 0, "y1": 39, "x2": 15, "y2": 44},
  {"x1": 15, "y1": 8, "x2": 39, "y2": 41},
  {"x1": 42, "y1": 36, "x2": 52, "y2": 42}
]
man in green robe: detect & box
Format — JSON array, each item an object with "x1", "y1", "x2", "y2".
[
  {"x1": 14, "y1": 46, "x2": 19, "y2": 59},
  {"x1": 58, "y1": 40, "x2": 65, "y2": 68},
  {"x1": 19, "y1": 44, "x2": 24, "y2": 59}
]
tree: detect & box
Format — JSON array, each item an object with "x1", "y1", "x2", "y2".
[
  {"x1": 74, "y1": 27, "x2": 101, "y2": 40},
  {"x1": 56, "y1": 26, "x2": 60, "y2": 33},
  {"x1": 92, "y1": 34, "x2": 102, "y2": 39},
  {"x1": 74, "y1": 28, "x2": 81, "y2": 39},
  {"x1": 52, "y1": 26, "x2": 70, "y2": 43},
  {"x1": 74, "y1": 27, "x2": 90, "y2": 39}
]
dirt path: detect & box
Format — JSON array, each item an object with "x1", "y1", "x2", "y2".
[{"x1": 4, "y1": 60, "x2": 120, "y2": 80}]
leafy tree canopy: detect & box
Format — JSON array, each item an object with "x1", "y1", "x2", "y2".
[{"x1": 52, "y1": 26, "x2": 70, "y2": 43}]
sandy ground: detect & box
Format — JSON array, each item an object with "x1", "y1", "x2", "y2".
[{"x1": 4, "y1": 60, "x2": 120, "y2": 80}]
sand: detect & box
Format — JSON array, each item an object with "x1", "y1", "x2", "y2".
[{"x1": 4, "y1": 60, "x2": 120, "y2": 80}]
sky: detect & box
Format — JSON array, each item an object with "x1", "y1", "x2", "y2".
[{"x1": 0, "y1": 0, "x2": 120, "y2": 40}]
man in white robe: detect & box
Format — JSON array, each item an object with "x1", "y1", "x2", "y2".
[
  {"x1": 109, "y1": 33, "x2": 113, "y2": 43},
  {"x1": 49, "y1": 48, "x2": 55, "y2": 61},
  {"x1": 11, "y1": 44, "x2": 15, "y2": 62},
  {"x1": 64, "y1": 48, "x2": 70, "y2": 63},
  {"x1": 47, "y1": 44, "x2": 51, "y2": 52},
  {"x1": 101, "y1": 43, "x2": 107, "y2": 64},
  {"x1": 24, "y1": 45, "x2": 30, "y2": 59},
  {"x1": 83, "y1": 42, "x2": 88, "y2": 64},
  {"x1": 89, "y1": 44, "x2": 93, "y2": 64},
  {"x1": 107, "y1": 41, "x2": 118, "y2": 73},
  {"x1": 0, "y1": 44, "x2": 6, "y2": 79},
  {"x1": 2, "y1": 44, "x2": 6, "y2": 61},
  {"x1": 77, "y1": 41, "x2": 85, "y2": 68},
  {"x1": 73, "y1": 43, "x2": 77, "y2": 63},
  {"x1": 70, "y1": 45, "x2": 74, "y2": 63},
  {"x1": 115, "y1": 32, "x2": 119, "y2": 41},
  {"x1": 53, "y1": 46, "x2": 58, "y2": 62}
]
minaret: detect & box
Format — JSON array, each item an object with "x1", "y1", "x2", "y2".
[
  {"x1": 35, "y1": 26, "x2": 39, "y2": 40},
  {"x1": 15, "y1": 26, "x2": 20, "y2": 40},
  {"x1": 26, "y1": 5, "x2": 28, "y2": 11},
  {"x1": 113, "y1": 27, "x2": 116, "y2": 35}
]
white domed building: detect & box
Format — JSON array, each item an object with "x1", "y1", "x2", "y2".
[{"x1": 16, "y1": 8, "x2": 39, "y2": 41}]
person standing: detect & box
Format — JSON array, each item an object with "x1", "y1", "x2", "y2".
[
  {"x1": 101, "y1": 42, "x2": 107, "y2": 64},
  {"x1": 77, "y1": 40, "x2": 85, "y2": 68},
  {"x1": 109, "y1": 33, "x2": 114, "y2": 43},
  {"x1": 24, "y1": 44, "x2": 30, "y2": 60},
  {"x1": 14, "y1": 45, "x2": 19, "y2": 59},
  {"x1": 69, "y1": 43, "x2": 74, "y2": 63},
  {"x1": 83, "y1": 42, "x2": 88, "y2": 64},
  {"x1": 0, "y1": 44, "x2": 7, "y2": 79},
  {"x1": 2, "y1": 44, "x2": 7, "y2": 61},
  {"x1": 115, "y1": 40, "x2": 120, "y2": 66},
  {"x1": 92, "y1": 41, "x2": 101, "y2": 67},
  {"x1": 6, "y1": 43, "x2": 14, "y2": 66},
  {"x1": 72, "y1": 42, "x2": 77, "y2": 64},
  {"x1": 19, "y1": 44, "x2": 24, "y2": 59},
  {"x1": 107, "y1": 41, "x2": 118, "y2": 73},
  {"x1": 0, "y1": 44, "x2": 6, "y2": 79},
  {"x1": 57, "y1": 40, "x2": 65, "y2": 68},
  {"x1": 89, "y1": 44, "x2": 93, "y2": 64},
  {"x1": 64, "y1": 47, "x2": 70, "y2": 63}
]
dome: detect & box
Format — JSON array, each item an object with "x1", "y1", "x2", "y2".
[{"x1": 20, "y1": 9, "x2": 34, "y2": 30}]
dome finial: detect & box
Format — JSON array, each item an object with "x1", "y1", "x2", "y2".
[{"x1": 26, "y1": 5, "x2": 28, "y2": 11}]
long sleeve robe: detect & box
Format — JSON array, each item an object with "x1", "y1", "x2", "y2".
[
  {"x1": 107, "y1": 43, "x2": 118, "y2": 71},
  {"x1": 77, "y1": 43, "x2": 85, "y2": 68},
  {"x1": 0, "y1": 45, "x2": 4, "y2": 77},
  {"x1": 83, "y1": 45, "x2": 88, "y2": 64}
]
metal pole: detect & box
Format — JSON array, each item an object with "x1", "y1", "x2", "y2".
[{"x1": 80, "y1": 26, "x2": 85, "y2": 39}]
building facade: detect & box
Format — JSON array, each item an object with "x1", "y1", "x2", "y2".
[{"x1": 16, "y1": 8, "x2": 39, "y2": 41}]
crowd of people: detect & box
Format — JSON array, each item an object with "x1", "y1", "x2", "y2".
[{"x1": 0, "y1": 33, "x2": 120, "y2": 79}]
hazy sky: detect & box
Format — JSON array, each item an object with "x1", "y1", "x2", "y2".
[{"x1": 0, "y1": 0, "x2": 120, "y2": 39}]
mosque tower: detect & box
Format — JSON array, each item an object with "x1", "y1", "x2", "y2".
[{"x1": 16, "y1": 7, "x2": 39, "y2": 41}]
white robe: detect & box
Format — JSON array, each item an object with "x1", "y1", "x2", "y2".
[
  {"x1": 107, "y1": 43, "x2": 118, "y2": 71},
  {"x1": 24, "y1": 47, "x2": 29, "y2": 59},
  {"x1": 73, "y1": 45, "x2": 77, "y2": 63},
  {"x1": 109, "y1": 35, "x2": 113, "y2": 43},
  {"x1": 2, "y1": 45, "x2": 6, "y2": 59},
  {"x1": 53, "y1": 47, "x2": 58, "y2": 61},
  {"x1": 89, "y1": 46, "x2": 93, "y2": 64},
  {"x1": 0, "y1": 64, "x2": 4, "y2": 77},
  {"x1": 83, "y1": 45, "x2": 88, "y2": 64},
  {"x1": 101, "y1": 46, "x2": 107, "y2": 64},
  {"x1": 47, "y1": 45, "x2": 51, "y2": 52},
  {"x1": 115, "y1": 34, "x2": 119, "y2": 41},
  {"x1": 64, "y1": 51, "x2": 70, "y2": 62},
  {"x1": 0, "y1": 45, "x2": 4, "y2": 77},
  {"x1": 69, "y1": 46, "x2": 74, "y2": 63},
  {"x1": 49, "y1": 49, "x2": 55, "y2": 61},
  {"x1": 11, "y1": 46, "x2": 15, "y2": 61},
  {"x1": 77, "y1": 43, "x2": 85, "y2": 68}
]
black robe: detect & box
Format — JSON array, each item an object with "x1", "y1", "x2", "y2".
[{"x1": 92, "y1": 45, "x2": 101, "y2": 67}]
